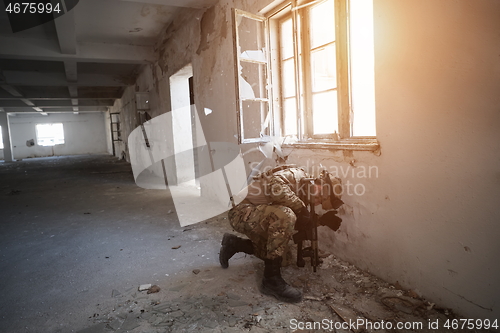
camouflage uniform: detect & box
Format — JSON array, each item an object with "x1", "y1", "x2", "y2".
[{"x1": 228, "y1": 167, "x2": 309, "y2": 260}]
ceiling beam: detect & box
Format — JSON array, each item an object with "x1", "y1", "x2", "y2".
[
  {"x1": 64, "y1": 61, "x2": 79, "y2": 111},
  {"x1": 0, "y1": 85, "x2": 43, "y2": 112},
  {"x1": 0, "y1": 85, "x2": 23, "y2": 97},
  {"x1": 0, "y1": 97, "x2": 119, "y2": 100},
  {"x1": 64, "y1": 61, "x2": 78, "y2": 82},
  {"x1": 3, "y1": 106, "x2": 108, "y2": 113},
  {"x1": 5, "y1": 105, "x2": 110, "y2": 109},
  {"x1": 0, "y1": 99, "x2": 115, "y2": 107},
  {"x1": 20, "y1": 98, "x2": 35, "y2": 106},
  {"x1": 2, "y1": 71, "x2": 134, "y2": 86},
  {"x1": 68, "y1": 86, "x2": 79, "y2": 98},
  {"x1": 0, "y1": 91, "x2": 123, "y2": 99},
  {"x1": 54, "y1": 6, "x2": 80, "y2": 112},
  {"x1": 54, "y1": 8, "x2": 77, "y2": 55},
  {"x1": 0, "y1": 37, "x2": 156, "y2": 64}
]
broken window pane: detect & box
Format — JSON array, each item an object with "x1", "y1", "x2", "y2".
[
  {"x1": 241, "y1": 100, "x2": 270, "y2": 138},
  {"x1": 241, "y1": 49, "x2": 266, "y2": 62},
  {"x1": 233, "y1": 9, "x2": 271, "y2": 143},
  {"x1": 240, "y1": 61, "x2": 268, "y2": 99},
  {"x1": 237, "y1": 15, "x2": 265, "y2": 56}
]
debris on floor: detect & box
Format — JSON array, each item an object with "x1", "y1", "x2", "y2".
[
  {"x1": 138, "y1": 284, "x2": 152, "y2": 292},
  {"x1": 78, "y1": 250, "x2": 486, "y2": 333},
  {"x1": 147, "y1": 285, "x2": 161, "y2": 294}
]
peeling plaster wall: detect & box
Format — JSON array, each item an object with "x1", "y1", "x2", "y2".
[{"x1": 117, "y1": 0, "x2": 500, "y2": 321}]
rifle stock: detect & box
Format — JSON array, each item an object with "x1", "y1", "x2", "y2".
[{"x1": 295, "y1": 178, "x2": 319, "y2": 272}]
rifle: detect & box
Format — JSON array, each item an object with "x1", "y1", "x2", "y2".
[
  {"x1": 293, "y1": 178, "x2": 319, "y2": 272},
  {"x1": 293, "y1": 178, "x2": 342, "y2": 272}
]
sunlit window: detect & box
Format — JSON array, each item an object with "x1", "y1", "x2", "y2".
[
  {"x1": 36, "y1": 123, "x2": 65, "y2": 146},
  {"x1": 0, "y1": 126, "x2": 4, "y2": 149},
  {"x1": 350, "y1": 0, "x2": 376, "y2": 137},
  {"x1": 233, "y1": 0, "x2": 376, "y2": 145}
]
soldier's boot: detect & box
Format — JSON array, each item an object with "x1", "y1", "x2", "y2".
[
  {"x1": 260, "y1": 257, "x2": 302, "y2": 303},
  {"x1": 219, "y1": 233, "x2": 254, "y2": 269}
]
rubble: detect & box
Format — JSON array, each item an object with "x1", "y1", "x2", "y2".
[
  {"x1": 147, "y1": 285, "x2": 161, "y2": 294},
  {"x1": 77, "y1": 252, "x2": 485, "y2": 333},
  {"x1": 138, "y1": 284, "x2": 152, "y2": 291},
  {"x1": 75, "y1": 216, "x2": 489, "y2": 333}
]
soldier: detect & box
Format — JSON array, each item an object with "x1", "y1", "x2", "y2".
[{"x1": 219, "y1": 166, "x2": 343, "y2": 303}]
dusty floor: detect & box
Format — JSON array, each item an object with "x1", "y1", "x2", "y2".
[{"x1": 0, "y1": 155, "x2": 493, "y2": 333}]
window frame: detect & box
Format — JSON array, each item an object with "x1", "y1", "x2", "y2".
[
  {"x1": 232, "y1": 8, "x2": 273, "y2": 144},
  {"x1": 35, "y1": 123, "x2": 65, "y2": 147},
  {"x1": 233, "y1": 0, "x2": 379, "y2": 151}
]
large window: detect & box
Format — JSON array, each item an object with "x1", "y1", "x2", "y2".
[
  {"x1": 233, "y1": 0, "x2": 377, "y2": 148},
  {"x1": 36, "y1": 123, "x2": 65, "y2": 146},
  {"x1": 0, "y1": 126, "x2": 3, "y2": 149}
]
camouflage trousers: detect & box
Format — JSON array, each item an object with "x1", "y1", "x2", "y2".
[{"x1": 228, "y1": 203, "x2": 297, "y2": 260}]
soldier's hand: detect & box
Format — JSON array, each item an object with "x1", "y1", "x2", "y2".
[{"x1": 319, "y1": 211, "x2": 342, "y2": 231}]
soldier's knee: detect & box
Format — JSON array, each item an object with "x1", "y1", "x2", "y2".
[
  {"x1": 280, "y1": 206, "x2": 297, "y2": 223},
  {"x1": 273, "y1": 206, "x2": 297, "y2": 234}
]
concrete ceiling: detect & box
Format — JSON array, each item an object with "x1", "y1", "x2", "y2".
[{"x1": 0, "y1": 0, "x2": 217, "y2": 114}]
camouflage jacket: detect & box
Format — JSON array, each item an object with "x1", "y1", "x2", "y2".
[{"x1": 239, "y1": 166, "x2": 309, "y2": 214}]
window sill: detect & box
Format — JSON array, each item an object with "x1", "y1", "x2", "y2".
[{"x1": 282, "y1": 138, "x2": 380, "y2": 151}]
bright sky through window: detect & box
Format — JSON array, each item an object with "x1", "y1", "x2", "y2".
[
  {"x1": 350, "y1": 0, "x2": 376, "y2": 137},
  {"x1": 36, "y1": 123, "x2": 65, "y2": 146}
]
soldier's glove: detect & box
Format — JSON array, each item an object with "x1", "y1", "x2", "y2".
[
  {"x1": 296, "y1": 207, "x2": 312, "y2": 228},
  {"x1": 318, "y1": 211, "x2": 342, "y2": 231}
]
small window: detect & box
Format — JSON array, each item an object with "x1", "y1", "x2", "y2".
[
  {"x1": 36, "y1": 123, "x2": 65, "y2": 146},
  {"x1": 233, "y1": 0, "x2": 378, "y2": 149},
  {"x1": 0, "y1": 126, "x2": 4, "y2": 149}
]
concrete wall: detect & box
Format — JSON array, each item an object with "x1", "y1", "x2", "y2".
[
  {"x1": 114, "y1": 0, "x2": 500, "y2": 321},
  {"x1": 1, "y1": 112, "x2": 109, "y2": 160},
  {"x1": 109, "y1": 87, "x2": 140, "y2": 161}
]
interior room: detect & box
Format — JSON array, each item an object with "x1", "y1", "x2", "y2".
[{"x1": 0, "y1": 0, "x2": 499, "y2": 332}]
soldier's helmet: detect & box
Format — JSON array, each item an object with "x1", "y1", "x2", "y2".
[{"x1": 318, "y1": 169, "x2": 344, "y2": 209}]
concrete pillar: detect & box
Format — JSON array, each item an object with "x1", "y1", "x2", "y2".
[{"x1": 0, "y1": 112, "x2": 14, "y2": 162}]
